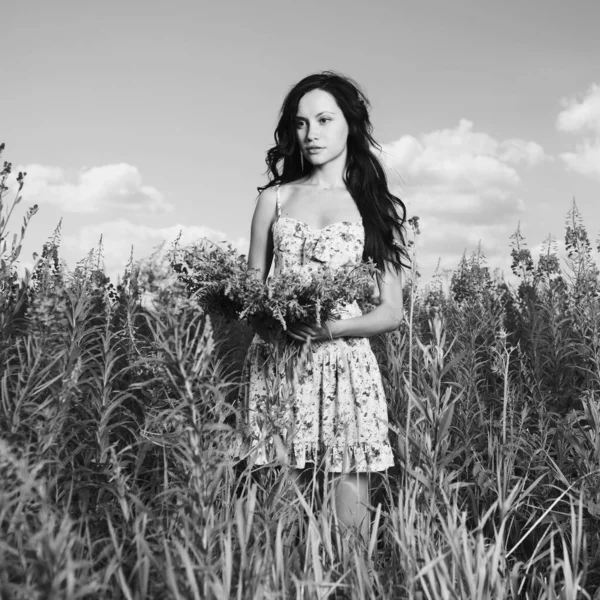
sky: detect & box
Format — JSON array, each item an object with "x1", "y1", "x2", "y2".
[{"x1": 2, "y1": 0, "x2": 600, "y2": 286}]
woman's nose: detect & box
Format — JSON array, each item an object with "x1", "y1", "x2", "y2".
[{"x1": 306, "y1": 126, "x2": 320, "y2": 140}]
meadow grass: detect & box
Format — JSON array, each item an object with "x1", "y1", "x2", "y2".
[{"x1": 1, "y1": 145, "x2": 600, "y2": 598}]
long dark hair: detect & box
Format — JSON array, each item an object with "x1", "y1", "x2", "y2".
[{"x1": 258, "y1": 71, "x2": 409, "y2": 272}]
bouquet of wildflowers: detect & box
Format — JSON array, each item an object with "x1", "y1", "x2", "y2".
[
  {"x1": 240, "y1": 264, "x2": 377, "y2": 331},
  {"x1": 171, "y1": 238, "x2": 378, "y2": 330},
  {"x1": 170, "y1": 239, "x2": 250, "y2": 320}
]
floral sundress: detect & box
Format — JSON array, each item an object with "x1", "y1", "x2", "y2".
[{"x1": 241, "y1": 187, "x2": 394, "y2": 472}]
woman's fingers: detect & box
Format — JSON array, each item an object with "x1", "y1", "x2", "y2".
[
  {"x1": 287, "y1": 324, "x2": 304, "y2": 335},
  {"x1": 287, "y1": 323, "x2": 314, "y2": 342},
  {"x1": 287, "y1": 329, "x2": 310, "y2": 341},
  {"x1": 287, "y1": 323, "x2": 327, "y2": 343},
  {"x1": 288, "y1": 334, "x2": 310, "y2": 343}
]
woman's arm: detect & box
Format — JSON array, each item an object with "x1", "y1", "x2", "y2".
[
  {"x1": 247, "y1": 187, "x2": 277, "y2": 282},
  {"x1": 287, "y1": 264, "x2": 404, "y2": 343},
  {"x1": 333, "y1": 265, "x2": 404, "y2": 337},
  {"x1": 247, "y1": 187, "x2": 279, "y2": 340}
]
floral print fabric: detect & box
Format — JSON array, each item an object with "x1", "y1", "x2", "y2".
[{"x1": 241, "y1": 209, "x2": 394, "y2": 473}]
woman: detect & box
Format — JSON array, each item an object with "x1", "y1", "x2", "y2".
[{"x1": 243, "y1": 71, "x2": 408, "y2": 541}]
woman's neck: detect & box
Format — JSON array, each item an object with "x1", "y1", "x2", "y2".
[{"x1": 307, "y1": 160, "x2": 346, "y2": 190}]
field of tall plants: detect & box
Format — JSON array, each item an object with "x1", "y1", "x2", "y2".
[{"x1": 1, "y1": 143, "x2": 600, "y2": 599}]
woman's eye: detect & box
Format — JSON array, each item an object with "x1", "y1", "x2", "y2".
[
  {"x1": 319, "y1": 118, "x2": 330, "y2": 124},
  {"x1": 295, "y1": 121, "x2": 305, "y2": 129}
]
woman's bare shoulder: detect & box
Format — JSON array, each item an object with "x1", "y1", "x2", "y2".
[
  {"x1": 253, "y1": 186, "x2": 279, "y2": 221},
  {"x1": 256, "y1": 185, "x2": 277, "y2": 206}
]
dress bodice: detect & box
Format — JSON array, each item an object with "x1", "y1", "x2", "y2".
[{"x1": 272, "y1": 216, "x2": 365, "y2": 276}]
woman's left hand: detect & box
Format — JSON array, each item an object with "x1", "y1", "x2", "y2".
[{"x1": 286, "y1": 321, "x2": 334, "y2": 344}]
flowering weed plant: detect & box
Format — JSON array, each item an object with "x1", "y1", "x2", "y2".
[
  {"x1": 171, "y1": 238, "x2": 250, "y2": 319},
  {"x1": 3, "y1": 134, "x2": 600, "y2": 599}
]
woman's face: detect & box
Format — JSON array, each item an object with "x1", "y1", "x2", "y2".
[{"x1": 295, "y1": 89, "x2": 349, "y2": 168}]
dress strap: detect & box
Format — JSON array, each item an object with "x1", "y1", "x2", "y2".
[{"x1": 275, "y1": 186, "x2": 282, "y2": 220}]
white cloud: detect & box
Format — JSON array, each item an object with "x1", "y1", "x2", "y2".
[
  {"x1": 381, "y1": 119, "x2": 544, "y2": 279},
  {"x1": 383, "y1": 119, "x2": 546, "y2": 195},
  {"x1": 63, "y1": 218, "x2": 248, "y2": 282},
  {"x1": 560, "y1": 141, "x2": 600, "y2": 180},
  {"x1": 557, "y1": 83, "x2": 600, "y2": 134},
  {"x1": 498, "y1": 139, "x2": 547, "y2": 167},
  {"x1": 16, "y1": 163, "x2": 172, "y2": 213},
  {"x1": 557, "y1": 83, "x2": 600, "y2": 180}
]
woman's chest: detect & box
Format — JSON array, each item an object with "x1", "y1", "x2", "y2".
[{"x1": 273, "y1": 217, "x2": 364, "y2": 271}]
